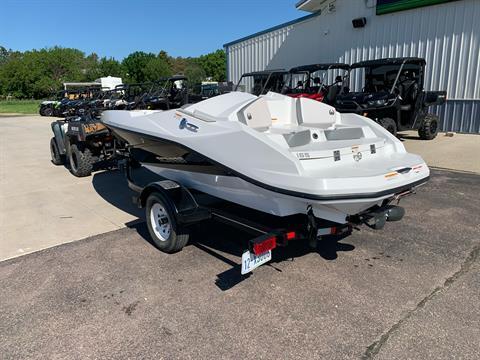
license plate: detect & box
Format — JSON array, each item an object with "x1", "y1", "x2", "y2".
[{"x1": 241, "y1": 250, "x2": 272, "y2": 275}]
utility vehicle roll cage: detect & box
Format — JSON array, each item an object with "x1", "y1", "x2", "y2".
[
  {"x1": 234, "y1": 70, "x2": 288, "y2": 96},
  {"x1": 350, "y1": 57, "x2": 426, "y2": 94},
  {"x1": 286, "y1": 63, "x2": 350, "y2": 94}
]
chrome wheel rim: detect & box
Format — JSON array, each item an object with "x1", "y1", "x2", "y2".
[{"x1": 150, "y1": 203, "x2": 171, "y2": 241}]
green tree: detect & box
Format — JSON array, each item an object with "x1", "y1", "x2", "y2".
[
  {"x1": 144, "y1": 56, "x2": 172, "y2": 81},
  {"x1": 184, "y1": 63, "x2": 206, "y2": 86},
  {"x1": 170, "y1": 56, "x2": 189, "y2": 75},
  {"x1": 0, "y1": 46, "x2": 226, "y2": 98},
  {"x1": 121, "y1": 51, "x2": 156, "y2": 83},
  {"x1": 0, "y1": 46, "x2": 10, "y2": 65},
  {"x1": 0, "y1": 47, "x2": 85, "y2": 98},
  {"x1": 97, "y1": 57, "x2": 124, "y2": 78},
  {"x1": 197, "y1": 49, "x2": 226, "y2": 82}
]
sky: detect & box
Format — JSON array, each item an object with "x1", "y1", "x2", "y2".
[{"x1": 0, "y1": 0, "x2": 302, "y2": 59}]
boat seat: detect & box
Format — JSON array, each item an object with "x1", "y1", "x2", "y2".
[
  {"x1": 296, "y1": 97, "x2": 337, "y2": 128},
  {"x1": 239, "y1": 97, "x2": 272, "y2": 131}
]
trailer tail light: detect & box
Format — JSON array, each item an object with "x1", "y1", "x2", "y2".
[
  {"x1": 286, "y1": 231, "x2": 296, "y2": 240},
  {"x1": 252, "y1": 236, "x2": 277, "y2": 255}
]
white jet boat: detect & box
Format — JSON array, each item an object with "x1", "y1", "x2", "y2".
[{"x1": 102, "y1": 91, "x2": 429, "y2": 225}]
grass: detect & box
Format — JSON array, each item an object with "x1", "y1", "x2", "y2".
[{"x1": 0, "y1": 100, "x2": 41, "y2": 114}]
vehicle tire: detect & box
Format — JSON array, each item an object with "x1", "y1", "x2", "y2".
[
  {"x1": 378, "y1": 117, "x2": 397, "y2": 136},
  {"x1": 68, "y1": 144, "x2": 94, "y2": 177},
  {"x1": 44, "y1": 107, "x2": 53, "y2": 117},
  {"x1": 50, "y1": 137, "x2": 64, "y2": 165},
  {"x1": 39, "y1": 107, "x2": 46, "y2": 116},
  {"x1": 145, "y1": 192, "x2": 189, "y2": 253},
  {"x1": 418, "y1": 113, "x2": 439, "y2": 140}
]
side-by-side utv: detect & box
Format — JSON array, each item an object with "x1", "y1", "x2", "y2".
[
  {"x1": 142, "y1": 76, "x2": 191, "y2": 110},
  {"x1": 285, "y1": 63, "x2": 350, "y2": 104},
  {"x1": 234, "y1": 70, "x2": 288, "y2": 96},
  {"x1": 49, "y1": 75, "x2": 215, "y2": 177},
  {"x1": 335, "y1": 58, "x2": 446, "y2": 139}
]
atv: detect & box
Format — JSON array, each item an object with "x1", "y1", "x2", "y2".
[
  {"x1": 335, "y1": 57, "x2": 447, "y2": 139},
  {"x1": 50, "y1": 111, "x2": 123, "y2": 177},
  {"x1": 285, "y1": 63, "x2": 350, "y2": 104}
]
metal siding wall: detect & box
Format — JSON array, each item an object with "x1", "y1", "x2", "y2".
[
  {"x1": 434, "y1": 101, "x2": 480, "y2": 133},
  {"x1": 226, "y1": 24, "x2": 296, "y2": 84},
  {"x1": 226, "y1": 0, "x2": 479, "y2": 133}
]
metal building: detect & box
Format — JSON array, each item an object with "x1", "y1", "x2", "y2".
[{"x1": 224, "y1": 0, "x2": 480, "y2": 133}]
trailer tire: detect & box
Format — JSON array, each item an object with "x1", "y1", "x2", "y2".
[
  {"x1": 50, "y1": 137, "x2": 65, "y2": 165},
  {"x1": 378, "y1": 117, "x2": 397, "y2": 137},
  {"x1": 146, "y1": 192, "x2": 189, "y2": 253},
  {"x1": 68, "y1": 144, "x2": 94, "y2": 177},
  {"x1": 418, "y1": 113, "x2": 439, "y2": 140}
]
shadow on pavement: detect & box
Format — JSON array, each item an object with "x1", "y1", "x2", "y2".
[
  {"x1": 92, "y1": 169, "x2": 143, "y2": 220},
  {"x1": 93, "y1": 170, "x2": 356, "y2": 290},
  {"x1": 398, "y1": 133, "x2": 422, "y2": 141},
  {"x1": 128, "y1": 219, "x2": 355, "y2": 291}
]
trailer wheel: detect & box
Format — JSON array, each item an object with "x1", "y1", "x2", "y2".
[
  {"x1": 418, "y1": 113, "x2": 439, "y2": 140},
  {"x1": 50, "y1": 137, "x2": 64, "y2": 165},
  {"x1": 378, "y1": 117, "x2": 397, "y2": 136},
  {"x1": 68, "y1": 144, "x2": 94, "y2": 177},
  {"x1": 146, "y1": 192, "x2": 189, "y2": 253}
]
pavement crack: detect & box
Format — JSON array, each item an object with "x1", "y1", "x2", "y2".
[{"x1": 362, "y1": 243, "x2": 480, "y2": 359}]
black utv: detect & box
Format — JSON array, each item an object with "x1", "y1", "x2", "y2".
[
  {"x1": 335, "y1": 58, "x2": 446, "y2": 139},
  {"x1": 234, "y1": 70, "x2": 288, "y2": 96}
]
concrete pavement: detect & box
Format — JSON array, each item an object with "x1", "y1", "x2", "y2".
[
  {"x1": 0, "y1": 115, "x2": 141, "y2": 261},
  {"x1": 400, "y1": 130, "x2": 480, "y2": 174},
  {"x1": 0, "y1": 169, "x2": 479, "y2": 359}
]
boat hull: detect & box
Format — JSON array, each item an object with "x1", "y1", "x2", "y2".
[
  {"x1": 107, "y1": 120, "x2": 426, "y2": 224},
  {"x1": 136, "y1": 161, "x2": 390, "y2": 224}
]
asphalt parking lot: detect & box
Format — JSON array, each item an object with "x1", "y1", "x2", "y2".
[{"x1": 1, "y1": 167, "x2": 479, "y2": 359}]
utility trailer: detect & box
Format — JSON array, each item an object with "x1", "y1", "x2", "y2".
[{"x1": 122, "y1": 158, "x2": 405, "y2": 275}]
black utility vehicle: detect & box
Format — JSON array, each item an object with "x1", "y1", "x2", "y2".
[
  {"x1": 142, "y1": 76, "x2": 191, "y2": 110},
  {"x1": 335, "y1": 58, "x2": 446, "y2": 139},
  {"x1": 234, "y1": 70, "x2": 288, "y2": 96}
]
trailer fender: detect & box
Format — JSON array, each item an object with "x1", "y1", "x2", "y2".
[{"x1": 138, "y1": 181, "x2": 211, "y2": 225}]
